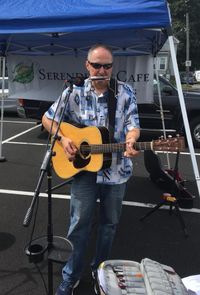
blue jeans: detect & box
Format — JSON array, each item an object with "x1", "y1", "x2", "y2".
[{"x1": 62, "y1": 172, "x2": 127, "y2": 283}]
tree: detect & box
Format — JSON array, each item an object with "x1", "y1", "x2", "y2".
[{"x1": 168, "y1": 0, "x2": 200, "y2": 71}]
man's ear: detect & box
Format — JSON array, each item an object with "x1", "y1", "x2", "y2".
[{"x1": 85, "y1": 60, "x2": 90, "y2": 71}]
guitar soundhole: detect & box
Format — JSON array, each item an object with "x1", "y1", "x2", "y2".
[
  {"x1": 79, "y1": 141, "x2": 90, "y2": 159},
  {"x1": 73, "y1": 142, "x2": 91, "y2": 169}
]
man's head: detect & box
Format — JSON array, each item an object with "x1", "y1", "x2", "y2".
[{"x1": 86, "y1": 44, "x2": 113, "y2": 86}]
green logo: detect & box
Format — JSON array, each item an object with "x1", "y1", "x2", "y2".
[{"x1": 13, "y1": 63, "x2": 34, "y2": 84}]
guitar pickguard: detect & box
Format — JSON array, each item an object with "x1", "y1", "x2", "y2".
[{"x1": 98, "y1": 126, "x2": 112, "y2": 169}]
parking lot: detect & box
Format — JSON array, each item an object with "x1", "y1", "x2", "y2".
[{"x1": 1, "y1": 113, "x2": 200, "y2": 295}]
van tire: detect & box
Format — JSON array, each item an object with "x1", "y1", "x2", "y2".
[{"x1": 190, "y1": 117, "x2": 200, "y2": 148}]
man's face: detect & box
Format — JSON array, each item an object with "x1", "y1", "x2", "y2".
[{"x1": 86, "y1": 47, "x2": 113, "y2": 82}]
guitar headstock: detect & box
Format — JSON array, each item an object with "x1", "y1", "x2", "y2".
[{"x1": 152, "y1": 136, "x2": 185, "y2": 152}]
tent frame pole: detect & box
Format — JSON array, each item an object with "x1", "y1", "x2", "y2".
[
  {"x1": 168, "y1": 34, "x2": 200, "y2": 197},
  {"x1": 154, "y1": 56, "x2": 171, "y2": 169},
  {"x1": 0, "y1": 56, "x2": 6, "y2": 162}
]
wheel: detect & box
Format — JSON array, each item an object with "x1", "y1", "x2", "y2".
[{"x1": 190, "y1": 117, "x2": 200, "y2": 148}]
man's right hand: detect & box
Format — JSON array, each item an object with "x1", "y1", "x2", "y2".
[
  {"x1": 60, "y1": 136, "x2": 78, "y2": 161},
  {"x1": 42, "y1": 114, "x2": 78, "y2": 161}
]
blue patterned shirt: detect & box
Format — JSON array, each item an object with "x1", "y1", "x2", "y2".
[{"x1": 45, "y1": 78, "x2": 140, "y2": 184}]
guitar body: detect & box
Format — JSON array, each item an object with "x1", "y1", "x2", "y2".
[{"x1": 52, "y1": 123, "x2": 112, "y2": 179}]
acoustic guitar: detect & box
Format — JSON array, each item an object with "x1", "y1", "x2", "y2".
[{"x1": 52, "y1": 123, "x2": 185, "y2": 179}]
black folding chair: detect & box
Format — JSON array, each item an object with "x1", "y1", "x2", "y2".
[{"x1": 140, "y1": 150, "x2": 194, "y2": 237}]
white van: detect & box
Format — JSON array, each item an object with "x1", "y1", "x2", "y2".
[
  {"x1": 0, "y1": 77, "x2": 18, "y2": 113},
  {"x1": 194, "y1": 71, "x2": 200, "y2": 82},
  {"x1": 0, "y1": 76, "x2": 9, "y2": 96}
]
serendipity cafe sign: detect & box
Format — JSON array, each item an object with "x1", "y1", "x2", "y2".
[{"x1": 7, "y1": 55, "x2": 154, "y2": 103}]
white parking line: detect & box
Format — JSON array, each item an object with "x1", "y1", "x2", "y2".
[
  {"x1": 3, "y1": 119, "x2": 37, "y2": 124},
  {"x1": 3, "y1": 123, "x2": 41, "y2": 144},
  {"x1": 157, "y1": 150, "x2": 200, "y2": 156},
  {"x1": 0, "y1": 121, "x2": 200, "y2": 217},
  {"x1": 0, "y1": 188, "x2": 69, "y2": 199},
  {"x1": 2, "y1": 121, "x2": 200, "y2": 157},
  {"x1": 4, "y1": 139, "x2": 200, "y2": 157},
  {"x1": 1, "y1": 121, "x2": 199, "y2": 214},
  {"x1": 0, "y1": 188, "x2": 199, "y2": 214},
  {"x1": 7, "y1": 141, "x2": 46, "y2": 146}
]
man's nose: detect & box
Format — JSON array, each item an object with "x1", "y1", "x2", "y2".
[{"x1": 98, "y1": 66, "x2": 106, "y2": 74}]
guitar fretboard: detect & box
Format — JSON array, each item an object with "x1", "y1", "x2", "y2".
[{"x1": 80, "y1": 142, "x2": 153, "y2": 154}]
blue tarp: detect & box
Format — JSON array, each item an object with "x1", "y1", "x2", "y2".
[
  {"x1": 0, "y1": 0, "x2": 170, "y2": 33},
  {"x1": 0, "y1": 0, "x2": 171, "y2": 56}
]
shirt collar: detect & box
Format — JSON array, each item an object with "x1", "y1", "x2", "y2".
[{"x1": 84, "y1": 78, "x2": 109, "y2": 97}]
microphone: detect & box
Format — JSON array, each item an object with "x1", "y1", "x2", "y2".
[
  {"x1": 66, "y1": 76, "x2": 85, "y2": 87},
  {"x1": 90, "y1": 76, "x2": 110, "y2": 81}
]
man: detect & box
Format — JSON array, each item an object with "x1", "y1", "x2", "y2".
[{"x1": 42, "y1": 44, "x2": 140, "y2": 295}]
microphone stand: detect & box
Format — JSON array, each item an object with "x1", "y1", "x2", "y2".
[{"x1": 23, "y1": 83, "x2": 74, "y2": 295}]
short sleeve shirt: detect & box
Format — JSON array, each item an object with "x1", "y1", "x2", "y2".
[{"x1": 45, "y1": 78, "x2": 140, "y2": 184}]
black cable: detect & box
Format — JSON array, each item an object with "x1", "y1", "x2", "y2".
[
  {"x1": 45, "y1": 80, "x2": 68, "y2": 149},
  {"x1": 26, "y1": 196, "x2": 39, "y2": 253},
  {"x1": 34, "y1": 262, "x2": 48, "y2": 295},
  {"x1": 25, "y1": 197, "x2": 50, "y2": 293}
]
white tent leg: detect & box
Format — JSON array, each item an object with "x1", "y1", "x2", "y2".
[
  {"x1": 168, "y1": 35, "x2": 200, "y2": 197},
  {"x1": 0, "y1": 56, "x2": 6, "y2": 162}
]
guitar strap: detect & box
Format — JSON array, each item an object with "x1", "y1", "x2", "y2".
[{"x1": 108, "y1": 78, "x2": 118, "y2": 143}]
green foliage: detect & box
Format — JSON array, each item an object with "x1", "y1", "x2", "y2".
[{"x1": 168, "y1": 0, "x2": 200, "y2": 70}]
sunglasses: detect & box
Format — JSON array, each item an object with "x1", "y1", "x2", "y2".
[{"x1": 88, "y1": 61, "x2": 113, "y2": 70}]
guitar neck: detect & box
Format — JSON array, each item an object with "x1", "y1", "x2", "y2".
[{"x1": 81, "y1": 142, "x2": 153, "y2": 154}]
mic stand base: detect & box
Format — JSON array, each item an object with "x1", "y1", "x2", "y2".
[
  {"x1": 25, "y1": 235, "x2": 73, "y2": 264},
  {"x1": 0, "y1": 156, "x2": 6, "y2": 162}
]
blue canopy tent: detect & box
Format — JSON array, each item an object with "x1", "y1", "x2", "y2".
[
  {"x1": 0, "y1": 0, "x2": 170, "y2": 34},
  {"x1": 0, "y1": 0, "x2": 169, "y2": 56},
  {"x1": 0, "y1": 0, "x2": 199, "y2": 196}
]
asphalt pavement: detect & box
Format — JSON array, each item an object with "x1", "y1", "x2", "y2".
[{"x1": 0, "y1": 114, "x2": 200, "y2": 295}]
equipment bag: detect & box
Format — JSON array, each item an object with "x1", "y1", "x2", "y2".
[{"x1": 97, "y1": 258, "x2": 188, "y2": 295}]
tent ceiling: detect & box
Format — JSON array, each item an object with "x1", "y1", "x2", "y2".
[
  {"x1": 0, "y1": 28, "x2": 167, "y2": 56},
  {"x1": 0, "y1": 0, "x2": 171, "y2": 57}
]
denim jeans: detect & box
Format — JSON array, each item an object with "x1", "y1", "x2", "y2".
[{"x1": 62, "y1": 171, "x2": 127, "y2": 283}]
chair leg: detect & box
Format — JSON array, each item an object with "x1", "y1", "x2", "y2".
[
  {"x1": 169, "y1": 203, "x2": 173, "y2": 215},
  {"x1": 140, "y1": 200, "x2": 167, "y2": 221},
  {"x1": 140, "y1": 198, "x2": 188, "y2": 237},
  {"x1": 174, "y1": 202, "x2": 188, "y2": 237}
]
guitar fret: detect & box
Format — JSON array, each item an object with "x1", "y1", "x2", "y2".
[
  {"x1": 83, "y1": 141, "x2": 154, "y2": 153},
  {"x1": 135, "y1": 142, "x2": 151, "y2": 150},
  {"x1": 89, "y1": 143, "x2": 126, "y2": 154},
  {"x1": 80, "y1": 138, "x2": 183, "y2": 154}
]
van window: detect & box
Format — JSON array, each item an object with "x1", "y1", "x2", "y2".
[
  {"x1": 153, "y1": 78, "x2": 173, "y2": 94},
  {"x1": 0, "y1": 77, "x2": 8, "y2": 89}
]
